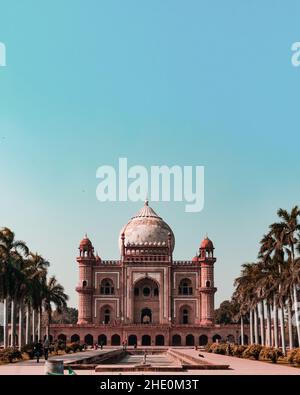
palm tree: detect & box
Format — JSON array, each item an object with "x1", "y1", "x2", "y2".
[
  {"x1": 1, "y1": 227, "x2": 69, "y2": 349},
  {"x1": 259, "y1": 226, "x2": 288, "y2": 354},
  {"x1": 13, "y1": 255, "x2": 31, "y2": 350},
  {"x1": 276, "y1": 206, "x2": 300, "y2": 346},
  {"x1": 230, "y1": 294, "x2": 242, "y2": 343},
  {"x1": 0, "y1": 228, "x2": 29, "y2": 347},
  {"x1": 26, "y1": 253, "x2": 49, "y2": 343},
  {"x1": 256, "y1": 257, "x2": 278, "y2": 347},
  {"x1": 281, "y1": 257, "x2": 300, "y2": 348},
  {"x1": 259, "y1": 232, "x2": 281, "y2": 348},
  {"x1": 268, "y1": 207, "x2": 300, "y2": 349},
  {"x1": 234, "y1": 263, "x2": 262, "y2": 344},
  {"x1": 42, "y1": 276, "x2": 68, "y2": 340}
]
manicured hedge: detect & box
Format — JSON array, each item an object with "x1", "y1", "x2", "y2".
[
  {"x1": 0, "y1": 341, "x2": 85, "y2": 364},
  {"x1": 206, "y1": 342, "x2": 289, "y2": 364},
  {"x1": 0, "y1": 347, "x2": 23, "y2": 363},
  {"x1": 287, "y1": 348, "x2": 300, "y2": 365}
]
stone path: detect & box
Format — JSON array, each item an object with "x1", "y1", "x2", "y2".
[
  {"x1": 173, "y1": 349, "x2": 300, "y2": 375},
  {"x1": 0, "y1": 348, "x2": 299, "y2": 375}
]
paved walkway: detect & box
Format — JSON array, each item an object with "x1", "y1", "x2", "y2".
[
  {"x1": 0, "y1": 349, "x2": 114, "y2": 375},
  {"x1": 0, "y1": 348, "x2": 299, "y2": 375}
]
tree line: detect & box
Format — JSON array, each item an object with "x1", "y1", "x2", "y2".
[
  {"x1": 233, "y1": 206, "x2": 300, "y2": 354},
  {"x1": 0, "y1": 227, "x2": 68, "y2": 349}
]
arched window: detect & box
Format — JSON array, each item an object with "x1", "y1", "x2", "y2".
[
  {"x1": 82, "y1": 280, "x2": 87, "y2": 288},
  {"x1": 186, "y1": 334, "x2": 194, "y2": 346},
  {"x1": 206, "y1": 280, "x2": 211, "y2": 287},
  {"x1": 155, "y1": 335, "x2": 164, "y2": 346},
  {"x1": 172, "y1": 334, "x2": 181, "y2": 346},
  {"x1": 128, "y1": 335, "x2": 137, "y2": 346},
  {"x1": 199, "y1": 335, "x2": 208, "y2": 346},
  {"x1": 212, "y1": 334, "x2": 222, "y2": 343},
  {"x1": 98, "y1": 334, "x2": 107, "y2": 345},
  {"x1": 84, "y1": 334, "x2": 93, "y2": 345},
  {"x1": 58, "y1": 334, "x2": 66, "y2": 342},
  {"x1": 111, "y1": 334, "x2": 121, "y2": 346},
  {"x1": 71, "y1": 334, "x2": 80, "y2": 343},
  {"x1": 182, "y1": 308, "x2": 189, "y2": 324},
  {"x1": 143, "y1": 287, "x2": 151, "y2": 297},
  {"x1": 179, "y1": 279, "x2": 193, "y2": 295},
  {"x1": 100, "y1": 279, "x2": 114, "y2": 295},
  {"x1": 104, "y1": 308, "x2": 111, "y2": 324},
  {"x1": 142, "y1": 335, "x2": 151, "y2": 346}
]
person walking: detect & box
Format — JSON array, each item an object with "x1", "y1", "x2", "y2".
[
  {"x1": 34, "y1": 340, "x2": 43, "y2": 363},
  {"x1": 43, "y1": 338, "x2": 50, "y2": 361}
]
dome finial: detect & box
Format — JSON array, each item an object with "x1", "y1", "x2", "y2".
[{"x1": 145, "y1": 196, "x2": 149, "y2": 206}]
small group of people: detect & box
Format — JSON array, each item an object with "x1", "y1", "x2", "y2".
[
  {"x1": 33, "y1": 338, "x2": 50, "y2": 363},
  {"x1": 122, "y1": 340, "x2": 128, "y2": 351},
  {"x1": 92, "y1": 341, "x2": 104, "y2": 350}
]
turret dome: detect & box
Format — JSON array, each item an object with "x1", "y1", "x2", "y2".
[{"x1": 200, "y1": 236, "x2": 214, "y2": 250}]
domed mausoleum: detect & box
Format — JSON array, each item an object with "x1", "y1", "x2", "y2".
[
  {"x1": 119, "y1": 200, "x2": 175, "y2": 253},
  {"x1": 50, "y1": 202, "x2": 248, "y2": 347}
]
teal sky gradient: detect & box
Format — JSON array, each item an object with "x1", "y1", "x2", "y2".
[{"x1": 0, "y1": 0, "x2": 300, "y2": 307}]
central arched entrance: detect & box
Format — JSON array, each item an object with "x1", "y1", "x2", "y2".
[
  {"x1": 133, "y1": 277, "x2": 160, "y2": 324},
  {"x1": 141, "y1": 308, "x2": 152, "y2": 324},
  {"x1": 100, "y1": 305, "x2": 115, "y2": 325}
]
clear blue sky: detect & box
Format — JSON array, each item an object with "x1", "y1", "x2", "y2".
[{"x1": 0, "y1": 0, "x2": 300, "y2": 307}]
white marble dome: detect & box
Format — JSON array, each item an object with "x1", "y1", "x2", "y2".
[{"x1": 119, "y1": 201, "x2": 175, "y2": 253}]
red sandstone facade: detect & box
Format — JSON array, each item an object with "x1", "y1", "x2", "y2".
[{"x1": 50, "y1": 202, "x2": 248, "y2": 346}]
